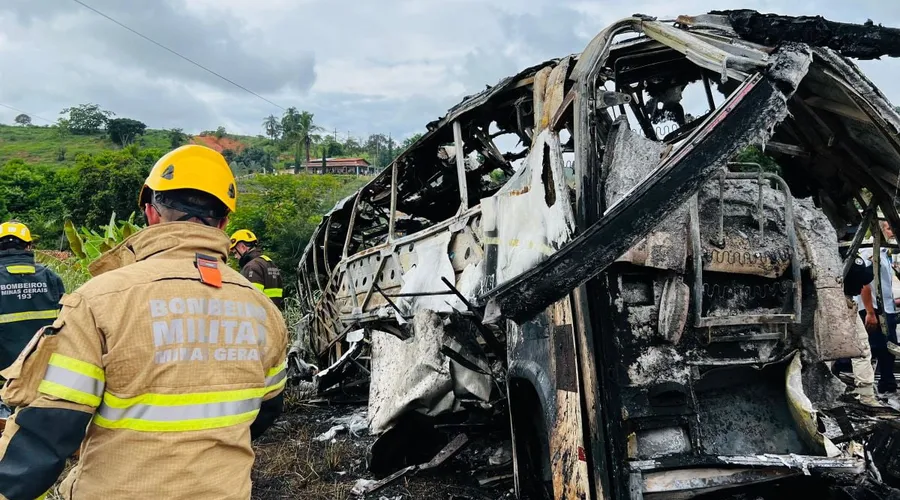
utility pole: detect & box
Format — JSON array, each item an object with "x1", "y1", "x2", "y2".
[{"x1": 375, "y1": 141, "x2": 380, "y2": 171}]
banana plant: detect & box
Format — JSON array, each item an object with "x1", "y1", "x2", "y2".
[{"x1": 64, "y1": 211, "x2": 143, "y2": 264}]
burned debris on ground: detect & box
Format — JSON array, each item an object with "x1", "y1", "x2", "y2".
[
  {"x1": 250, "y1": 386, "x2": 515, "y2": 500},
  {"x1": 285, "y1": 10, "x2": 900, "y2": 500}
]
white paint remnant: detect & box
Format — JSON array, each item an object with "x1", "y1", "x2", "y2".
[
  {"x1": 368, "y1": 310, "x2": 492, "y2": 434},
  {"x1": 394, "y1": 232, "x2": 461, "y2": 321},
  {"x1": 480, "y1": 129, "x2": 575, "y2": 286},
  {"x1": 627, "y1": 346, "x2": 691, "y2": 386}
]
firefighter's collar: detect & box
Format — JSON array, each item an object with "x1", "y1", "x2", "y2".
[
  {"x1": 89, "y1": 222, "x2": 229, "y2": 277},
  {"x1": 0, "y1": 249, "x2": 34, "y2": 263}
]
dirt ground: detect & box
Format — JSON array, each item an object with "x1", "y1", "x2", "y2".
[{"x1": 250, "y1": 385, "x2": 514, "y2": 500}]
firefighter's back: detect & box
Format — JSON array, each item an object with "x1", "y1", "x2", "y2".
[
  {"x1": 59, "y1": 242, "x2": 287, "y2": 499},
  {"x1": 0, "y1": 254, "x2": 63, "y2": 370}
]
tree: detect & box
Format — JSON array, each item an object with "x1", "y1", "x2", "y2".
[
  {"x1": 280, "y1": 107, "x2": 301, "y2": 138},
  {"x1": 107, "y1": 118, "x2": 147, "y2": 146},
  {"x1": 343, "y1": 136, "x2": 362, "y2": 156},
  {"x1": 221, "y1": 148, "x2": 237, "y2": 163},
  {"x1": 262, "y1": 114, "x2": 282, "y2": 141},
  {"x1": 734, "y1": 145, "x2": 780, "y2": 174},
  {"x1": 320, "y1": 136, "x2": 345, "y2": 158},
  {"x1": 215, "y1": 126, "x2": 227, "y2": 139},
  {"x1": 401, "y1": 133, "x2": 423, "y2": 151},
  {"x1": 365, "y1": 134, "x2": 398, "y2": 168},
  {"x1": 66, "y1": 147, "x2": 163, "y2": 228},
  {"x1": 60, "y1": 103, "x2": 114, "y2": 135},
  {"x1": 14, "y1": 114, "x2": 31, "y2": 126},
  {"x1": 167, "y1": 128, "x2": 188, "y2": 149},
  {"x1": 228, "y1": 146, "x2": 275, "y2": 175},
  {"x1": 282, "y1": 108, "x2": 322, "y2": 173}
]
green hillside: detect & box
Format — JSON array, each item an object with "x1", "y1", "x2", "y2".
[{"x1": 0, "y1": 124, "x2": 260, "y2": 167}]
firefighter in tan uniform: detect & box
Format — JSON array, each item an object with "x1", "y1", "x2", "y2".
[
  {"x1": 229, "y1": 230, "x2": 284, "y2": 310},
  {"x1": 0, "y1": 145, "x2": 289, "y2": 500}
]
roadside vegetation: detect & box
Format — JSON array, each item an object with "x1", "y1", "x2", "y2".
[{"x1": 1, "y1": 103, "x2": 397, "y2": 304}]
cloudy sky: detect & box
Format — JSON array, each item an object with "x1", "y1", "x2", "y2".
[{"x1": 1, "y1": 0, "x2": 899, "y2": 143}]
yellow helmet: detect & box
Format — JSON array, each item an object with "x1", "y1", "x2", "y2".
[
  {"x1": 0, "y1": 221, "x2": 32, "y2": 243},
  {"x1": 229, "y1": 229, "x2": 258, "y2": 250},
  {"x1": 139, "y1": 144, "x2": 237, "y2": 213}
]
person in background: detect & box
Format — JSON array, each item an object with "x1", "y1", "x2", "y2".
[
  {"x1": 855, "y1": 221, "x2": 898, "y2": 395},
  {"x1": 840, "y1": 249, "x2": 881, "y2": 406},
  {"x1": 0, "y1": 221, "x2": 65, "y2": 371},
  {"x1": 230, "y1": 229, "x2": 284, "y2": 310}
]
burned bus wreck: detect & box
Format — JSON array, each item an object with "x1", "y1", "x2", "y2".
[{"x1": 294, "y1": 11, "x2": 900, "y2": 500}]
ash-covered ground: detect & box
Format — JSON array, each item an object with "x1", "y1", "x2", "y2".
[{"x1": 250, "y1": 385, "x2": 515, "y2": 500}]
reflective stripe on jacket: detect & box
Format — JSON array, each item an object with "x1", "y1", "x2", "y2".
[
  {"x1": 239, "y1": 249, "x2": 284, "y2": 310},
  {"x1": 0, "y1": 222, "x2": 288, "y2": 500},
  {"x1": 0, "y1": 250, "x2": 64, "y2": 370}
]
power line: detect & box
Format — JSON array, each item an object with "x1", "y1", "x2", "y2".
[
  {"x1": 70, "y1": 0, "x2": 286, "y2": 111},
  {"x1": 0, "y1": 103, "x2": 53, "y2": 123}
]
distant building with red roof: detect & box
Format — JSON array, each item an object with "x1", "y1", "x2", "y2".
[{"x1": 278, "y1": 157, "x2": 375, "y2": 175}]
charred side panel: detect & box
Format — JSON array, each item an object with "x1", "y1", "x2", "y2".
[{"x1": 487, "y1": 67, "x2": 796, "y2": 321}]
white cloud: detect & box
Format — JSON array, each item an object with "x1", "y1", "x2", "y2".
[{"x1": 0, "y1": 0, "x2": 898, "y2": 140}]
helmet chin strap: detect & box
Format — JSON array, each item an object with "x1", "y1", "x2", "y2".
[{"x1": 175, "y1": 211, "x2": 217, "y2": 227}]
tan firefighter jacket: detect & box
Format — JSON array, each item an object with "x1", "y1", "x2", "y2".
[{"x1": 0, "y1": 222, "x2": 288, "y2": 500}]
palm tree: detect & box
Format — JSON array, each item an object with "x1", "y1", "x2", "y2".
[
  {"x1": 281, "y1": 107, "x2": 300, "y2": 139},
  {"x1": 297, "y1": 111, "x2": 322, "y2": 162},
  {"x1": 282, "y1": 108, "x2": 322, "y2": 173},
  {"x1": 262, "y1": 114, "x2": 281, "y2": 141}
]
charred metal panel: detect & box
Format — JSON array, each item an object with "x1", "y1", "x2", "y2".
[
  {"x1": 719, "y1": 10, "x2": 900, "y2": 60},
  {"x1": 553, "y1": 325, "x2": 577, "y2": 393},
  {"x1": 486, "y1": 56, "x2": 804, "y2": 321}
]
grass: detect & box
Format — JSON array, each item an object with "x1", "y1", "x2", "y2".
[
  {"x1": 249, "y1": 394, "x2": 357, "y2": 500},
  {"x1": 34, "y1": 251, "x2": 91, "y2": 292}
]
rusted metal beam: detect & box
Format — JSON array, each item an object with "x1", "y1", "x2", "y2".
[
  {"x1": 550, "y1": 88, "x2": 577, "y2": 131},
  {"x1": 701, "y1": 71, "x2": 716, "y2": 111},
  {"x1": 627, "y1": 90, "x2": 658, "y2": 141}
]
